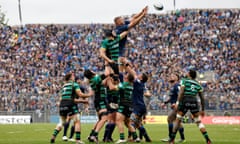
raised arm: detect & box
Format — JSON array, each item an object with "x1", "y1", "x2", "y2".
[
  {"x1": 144, "y1": 89, "x2": 152, "y2": 97},
  {"x1": 131, "y1": 6, "x2": 146, "y2": 19},
  {"x1": 122, "y1": 58, "x2": 137, "y2": 80},
  {"x1": 128, "y1": 6, "x2": 148, "y2": 29},
  {"x1": 119, "y1": 31, "x2": 129, "y2": 40}
]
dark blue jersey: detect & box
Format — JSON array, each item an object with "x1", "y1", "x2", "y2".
[
  {"x1": 169, "y1": 83, "x2": 180, "y2": 104},
  {"x1": 132, "y1": 79, "x2": 146, "y2": 109},
  {"x1": 115, "y1": 21, "x2": 130, "y2": 56},
  {"x1": 80, "y1": 86, "x2": 85, "y2": 93}
]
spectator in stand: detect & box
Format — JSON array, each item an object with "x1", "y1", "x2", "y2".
[{"x1": 0, "y1": 9, "x2": 239, "y2": 113}]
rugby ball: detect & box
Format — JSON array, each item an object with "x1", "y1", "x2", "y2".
[{"x1": 153, "y1": 2, "x2": 164, "y2": 11}]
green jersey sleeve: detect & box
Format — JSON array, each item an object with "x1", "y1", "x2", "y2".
[
  {"x1": 180, "y1": 78, "x2": 186, "y2": 86},
  {"x1": 116, "y1": 35, "x2": 121, "y2": 42},
  {"x1": 101, "y1": 39, "x2": 108, "y2": 49},
  {"x1": 73, "y1": 82, "x2": 80, "y2": 91}
]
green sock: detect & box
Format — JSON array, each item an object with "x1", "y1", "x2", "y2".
[
  {"x1": 75, "y1": 132, "x2": 81, "y2": 140},
  {"x1": 170, "y1": 132, "x2": 177, "y2": 141},
  {"x1": 132, "y1": 132, "x2": 138, "y2": 139},
  {"x1": 93, "y1": 131, "x2": 98, "y2": 137},
  {"x1": 202, "y1": 132, "x2": 210, "y2": 141},
  {"x1": 90, "y1": 129, "x2": 94, "y2": 136},
  {"x1": 120, "y1": 133, "x2": 125, "y2": 140},
  {"x1": 52, "y1": 129, "x2": 59, "y2": 137}
]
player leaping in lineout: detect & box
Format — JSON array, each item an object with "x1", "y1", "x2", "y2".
[{"x1": 114, "y1": 6, "x2": 148, "y2": 80}]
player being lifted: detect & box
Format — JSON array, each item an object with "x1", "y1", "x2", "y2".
[
  {"x1": 100, "y1": 29, "x2": 128, "y2": 75},
  {"x1": 161, "y1": 73, "x2": 186, "y2": 143},
  {"x1": 100, "y1": 7, "x2": 148, "y2": 142},
  {"x1": 169, "y1": 69, "x2": 212, "y2": 144},
  {"x1": 114, "y1": 6, "x2": 148, "y2": 75}
]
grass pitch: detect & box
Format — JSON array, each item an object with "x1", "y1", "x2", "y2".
[{"x1": 0, "y1": 123, "x2": 239, "y2": 144}]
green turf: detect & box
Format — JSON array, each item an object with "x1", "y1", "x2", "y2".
[{"x1": 0, "y1": 123, "x2": 239, "y2": 144}]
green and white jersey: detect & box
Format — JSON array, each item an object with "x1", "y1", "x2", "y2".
[
  {"x1": 180, "y1": 78, "x2": 203, "y2": 97},
  {"x1": 89, "y1": 74, "x2": 106, "y2": 101},
  {"x1": 60, "y1": 81, "x2": 80, "y2": 100},
  {"x1": 118, "y1": 82, "x2": 133, "y2": 106},
  {"x1": 101, "y1": 35, "x2": 121, "y2": 62}
]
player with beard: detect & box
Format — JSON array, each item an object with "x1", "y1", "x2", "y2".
[{"x1": 161, "y1": 73, "x2": 186, "y2": 143}]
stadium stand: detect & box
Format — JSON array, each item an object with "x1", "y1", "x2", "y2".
[{"x1": 0, "y1": 9, "x2": 239, "y2": 114}]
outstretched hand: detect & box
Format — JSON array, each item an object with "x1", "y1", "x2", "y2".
[
  {"x1": 142, "y1": 6, "x2": 148, "y2": 15},
  {"x1": 142, "y1": 6, "x2": 148, "y2": 12}
]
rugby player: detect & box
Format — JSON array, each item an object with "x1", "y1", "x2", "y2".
[
  {"x1": 50, "y1": 72, "x2": 93, "y2": 144},
  {"x1": 169, "y1": 69, "x2": 212, "y2": 144},
  {"x1": 161, "y1": 73, "x2": 185, "y2": 143}
]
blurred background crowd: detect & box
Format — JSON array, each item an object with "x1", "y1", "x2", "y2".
[{"x1": 0, "y1": 9, "x2": 239, "y2": 114}]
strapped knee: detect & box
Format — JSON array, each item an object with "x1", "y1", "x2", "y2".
[
  {"x1": 176, "y1": 114, "x2": 183, "y2": 121},
  {"x1": 73, "y1": 113, "x2": 81, "y2": 123},
  {"x1": 57, "y1": 123, "x2": 63, "y2": 128},
  {"x1": 193, "y1": 117, "x2": 201, "y2": 123},
  {"x1": 193, "y1": 117, "x2": 205, "y2": 129},
  {"x1": 198, "y1": 123, "x2": 205, "y2": 129}
]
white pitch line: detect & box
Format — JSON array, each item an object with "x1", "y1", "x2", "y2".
[{"x1": 7, "y1": 131, "x2": 24, "y2": 134}]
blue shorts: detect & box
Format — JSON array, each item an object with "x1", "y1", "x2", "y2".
[
  {"x1": 133, "y1": 107, "x2": 147, "y2": 117},
  {"x1": 119, "y1": 47, "x2": 126, "y2": 57}
]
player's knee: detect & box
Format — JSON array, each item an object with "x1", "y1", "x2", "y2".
[
  {"x1": 193, "y1": 117, "x2": 201, "y2": 123},
  {"x1": 73, "y1": 113, "x2": 81, "y2": 123},
  {"x1": 193, "y1": 117, "x2": 205, "y2": 129},
  {"x1": 176, "y1": 114, "x2": 183, "y2": 121},
  {"x1": 57, "y1": 123, "x2": 63, "y2": 129},
  {"x1": 198, "y1": 122, "x2": 205, "y2": 129}
]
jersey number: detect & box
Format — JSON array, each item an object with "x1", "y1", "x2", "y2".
[{"x1": 190, "y1": 85, "x2": 195, "y2": 91}]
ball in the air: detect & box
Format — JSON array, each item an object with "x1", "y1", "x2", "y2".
[{"x1": 153, "y1": 2, "x2": 164, "y2": 11}]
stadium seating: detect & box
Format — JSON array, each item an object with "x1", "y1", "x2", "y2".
[{"x1": 0, "y1": 9, "x2": 239, "y2": 113}]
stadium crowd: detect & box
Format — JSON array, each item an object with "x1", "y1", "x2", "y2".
[{"x1": 0, "y1": 9, "x2": 239, "y2": 113}]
